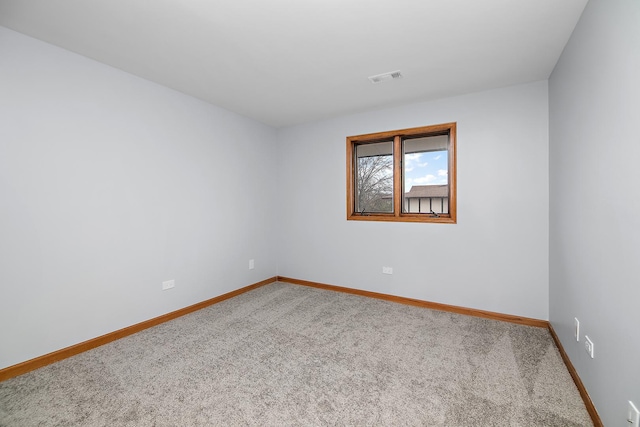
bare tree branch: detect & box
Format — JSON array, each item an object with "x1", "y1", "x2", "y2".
[{"x1": 357, "y1": 155, "x2": 393, "y2": 212}]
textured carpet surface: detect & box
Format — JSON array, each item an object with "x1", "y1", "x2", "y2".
[{"x1": 1, "y1": 282, "x2": 592, "y2": 426}]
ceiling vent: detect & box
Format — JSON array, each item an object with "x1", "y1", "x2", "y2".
[{"x1": 368, "y1": 70, "x2": 403, "y2": 84}]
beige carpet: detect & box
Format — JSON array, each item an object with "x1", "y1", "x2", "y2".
[{"x1": 0, "y1": 282, "x2": 592, "y2": 426}]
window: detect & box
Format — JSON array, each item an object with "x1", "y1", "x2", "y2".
[{"x1": 346, "y1": 122, "x2": 456, "y2": 223}]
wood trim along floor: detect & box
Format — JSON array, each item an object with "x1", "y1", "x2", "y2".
[
  {"x1": 0, "y1": 276, "x2": 277, "y2": 382},
  {"x1": 276, "y1": 276, "x2": 548, "y2": 328},
  {"x1": 277, "y1": 275, "x2": 602, "y2": 426},
  {"x1": 0, "y1": 275, "x2": 603, "y2": 426},
  {"x1": 548, "y1": 323, "x2": 603, "y2": 426}
]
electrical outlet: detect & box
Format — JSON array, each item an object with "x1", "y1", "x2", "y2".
[
  {"x1": 382, "y1": 266, "x2": 393, "y2": 275},
  {"x1": 584, "y1": 336, "x2": 594, "y2": 358},
  {"x1": 574, "y1": 317, "x2": 580, "y2": 342},
  {"x1": 628, "y1": 401, "x2": 640, "y2": 426},
  {"x1": 249, "y1": 259, "x2": 255, "y2": 270},
  {"x1": 162, "y1": 280, "x2": 175, "y2": 290}
]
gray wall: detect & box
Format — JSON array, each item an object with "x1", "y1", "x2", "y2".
[
  {"x1": 0, "y1": 27, "x2": 278, "y2": 370},
  {"x1": 277, "y1": 81, "x2": 550, "y2": 320},
  {"x1": 549, "y1": 0, "x2": 640, "y2": 424}
]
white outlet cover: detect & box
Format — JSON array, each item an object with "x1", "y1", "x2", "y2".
[
  {"x1": 584, "y1": 336, "x2": 594, "y2": 358},
  {"x1": 249, "y1": 259, "x2": 255, "y2": 270},
  {"x1": 574, "y1": 317, "x2": 580, "y2": 342},
  {"x1": 629, "y1": 401, "x2": 640, "y2": 426},
  {"x1": 382, "y1": 266, "x2": 393, "y2": 274},
  {"x1": 162, "y1": 280, "x2": 175, "y2": 290}
]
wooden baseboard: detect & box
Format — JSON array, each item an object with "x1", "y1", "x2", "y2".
[
  {"x1": 276, "y1": 276, "x2": 548, "y2": 328},
  {"x1": 547, "y1": 323, "x2": 602, "y2": 426},
  {"x1": 0, "y1": 275, "x2": 603, "y2": 427},
  {"x1": 277, "y1": 275, "x2": 601, "y2": 426},
  {"x1": 0, "y1": 276, "x2": 277, "y2": 382}
]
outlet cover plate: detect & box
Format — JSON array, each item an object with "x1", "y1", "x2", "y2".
[
  {"x1": 382, "y1": 266, "x2": 393, "y2": 275},
  {"x1": 574, "y1": 317, "x2": 580, "y2": 342},
  {"x1": 584, "y1": 336, "x2": 594, "y2": 358},
  {"x1": 629, "y1": 401, "x2": 640, "y2": 426},
  {"x1": 162, "y1": 280, "x2": 175, "y2": 290}
]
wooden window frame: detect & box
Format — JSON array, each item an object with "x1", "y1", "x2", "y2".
[{"x1": 346, "y1": 122, "x2": 457, "y2": 224}]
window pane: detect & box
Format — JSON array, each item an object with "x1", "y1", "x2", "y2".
[
  {"x1": 403, "y1": 135, "x2": 449, "y2": 214},
  {"x1": 356, "y1": 141, "x2": 393, "y2": 213}
]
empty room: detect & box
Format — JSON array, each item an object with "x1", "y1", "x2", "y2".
[{"x1": 0, "y1": 0, "x2": 638, "y2": 425}]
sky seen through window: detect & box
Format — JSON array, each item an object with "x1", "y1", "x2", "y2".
[{"x1": 404, "y1": 150, "x2": 448, "y2": 193}]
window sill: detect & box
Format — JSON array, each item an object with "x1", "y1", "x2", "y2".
[{"x1": 347, "y1": 213, "x2": 456, "y2": 224}]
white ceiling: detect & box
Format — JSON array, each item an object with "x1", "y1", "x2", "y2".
[{"x1": 0, "y1": 0, "x2": 588, "y2": 128}]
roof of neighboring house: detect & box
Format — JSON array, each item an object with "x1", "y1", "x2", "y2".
[{"x1": 405, "y1": 185, "x2": 449, "y2": 198}]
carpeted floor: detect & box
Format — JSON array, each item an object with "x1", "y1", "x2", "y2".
[{"x1": 0, "y1": 282, "x2": 593, "y2": 426}]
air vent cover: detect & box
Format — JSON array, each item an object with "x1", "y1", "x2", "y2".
[{"x1": 368, "y1": 70, "x2": 403, "y2": 84}]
